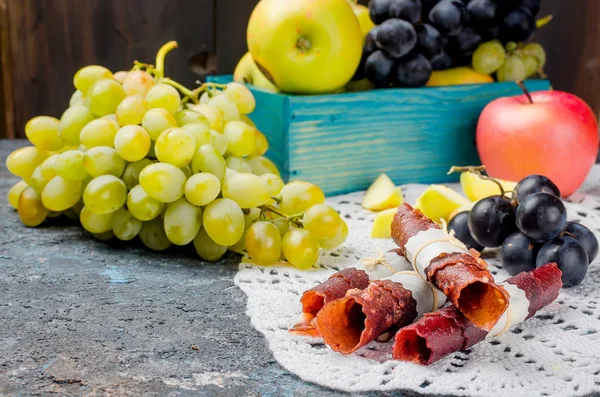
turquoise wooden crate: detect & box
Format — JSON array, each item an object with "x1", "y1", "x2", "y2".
[{"x1": 209, "y1": 76, "x2": 550, "y2": 196}]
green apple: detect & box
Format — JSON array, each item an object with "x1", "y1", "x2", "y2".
[
  {"x1": 233, "y1": 52, "x2": 279, "y2": 93},
  {"x1": 247, "y1": 0, "x2": 363, "y2": 94}
]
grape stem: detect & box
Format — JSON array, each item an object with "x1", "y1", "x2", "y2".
[
  {"x1": 162, "y1": 78, "x2": 198, "y2": 102},
  {"x1": 155, "y1": 41, "x2": 178, "y2": 80},
  {"x1": 536, "y1": 15, "x2": 553, "y2": 29},
  {"x1": 516, "y1": 81, "x2": 534, "y2": 104},
  {"x1": 448, "y1": 165, "x2": 506, "y2": 197},
  {"x1": 260, "y1": 204, "x2": 303, "y2": 228}
]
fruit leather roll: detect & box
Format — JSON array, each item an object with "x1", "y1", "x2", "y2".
[
  {"x1": 393, "y1": 263, "x2": 562, "y2": 365},
  {"x1": 392, "y1": 203, "x2": 509, "y2": 331},
  {"x1": 291, "y1": 268, "x2": 370, "y2": 336},
  {"x1": 316, "y1": 271, "x2": 446, "y2": 354}
]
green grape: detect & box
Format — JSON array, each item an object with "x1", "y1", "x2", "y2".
[
  {"x1": 282, "y1": 229, "x2": 320, "y2": 270},
  {"x1": 123, "y1": 70, "x2": 154, "y2": 97},
  {"x1": 80, "y1": 205, "x2": 114, "y2": 233},
  {"x1": 41, "y1": 176, "x2": 82, "y2": 211},
  {"x1": 223, "y1": 121, "x2": 256, "y2": 157},
  {"x1": 114, "y1": 125, "x2": 151, "y2": 162},
  {"x1": 496, "y1": 55, "x2": 527, "y2": 82},
  {"x1": 70, "y1": 90, "x2": 86, "y2": 107},
  {"x1": 261, "y1": 173, "x2": 284, "y2": 196},
  {"x1": 116, "y1": 95, "x2": 149, "y2": 126},
  {"x1": 240, "y1": 114, "x2": 256, "y2": 128},
  {"x1": 73, "y1": 65, "x2": 112, "y2": 95},
  {"x1": 39, "y1": 155, "x2": 59, "y2": 180},
  {"x1": 147, "y1": 141, "x2": 157, "y2": 159},
  {"x1": 83, "y1": 175, "x2": 127, "y2": 214},
  {"x1": 208, "y1": 94, "x2": 240, "y2": 122},
  {"x1": 65, "y1": 199, "x2": 84, "y2": 220},
  {"x1": 111, "y1": 207, "x2": 143, "y2": 241},
  {"x1": 155, "y1": 128, "x2": 196, "y2": 167},
  {"x1": 88, "y1": 79, "x2": 127, "y2": 117},
  {"x1": 29, "y1": 167, "x2": 49, "y2": 194},
  {"x1": 180, "y1": 164, "x2": 192, "y2": 179},
  {"x1": 190, "y1": 104, "x2": 224, "y2": 131},
  {"x1": 139, "y1": 217, "x2": 172, "y2": 251},
  {"x1": 6, "y1": 146, "x2": 48, "y2": 181},
  {"x1": 91, "y1": 230, "x2": 115, "y2": 241},
  {"x1": 319, "y1": 220, "x2": 348, "y2": 250},
  {"x1": 225, "y1": 168, "x2": 238, "y2": 181},
  {"x1": 146, "y1": 84, "x2": 181, "y2": 115},
  {"x1": 210, "y1": 129, "x2": 228, "y2": 155},
  {"x1": 122, "y1": 158, "x2": 154, "y2": 190},
  {"x1": 113, "y1": 71, "x2": 129, "y2": 84},
  {"x1": 245, "y1": 221, "x2": 282, "y2": 266},
  {"x1": 522, "y1": 43, "x2": 546, "y2": 68},
  {"x1": 520, "y1": 54, "x2": 539, "y2": 77},
  {"x1": 59, "y1": 105, "x2": 95, "y2": 146},
  {"x1": 279, "y1": 181, "x2": 326, "y2": 215},
  {"x1": 272, "y1": 217, "x2": 290, "y2": 238},
  {"x1": 80, "y1": 118, "x2": 119, "y2": 148},
  {"x1": 139, "y1": 163, "x2": 186, "y2": 203},
  {"x1": 102, "y1": 114, "x2": 120, "y2": 125},
  {"x1": 193, "y1": 228, "x2": 228, "y2": 261},
  {"x1": 302, "y1": 204, "x2": 343, "y2": 239},
  {"x1": 185, "y1": 173, "x2": 221, "y2": 206},
  {"x1": 222, "y1": 173, "x2": 271, "y2": 208},
  {"x1": 8, "y1": 179, "x2": 28, "y2": 209},
  {"x1": 199, "y1": 91, "x2": 211, "y2": 105},
  {"x1": 164, "y1": 198, "x2": 203, "y2": 245},
  {"x1": 181, "y1": 123, "x2": 212, "y2": 149},
  {"x1": 55, "y1": 150, "x2": 88, "y2": 181},
  {"x1": 127, "y1": 184, "x2": 164, "y2": 221},
  {"x1": 203, "y1": 198, "x2": 245, "y2": 246},
  {"x1": 252, "y1": 130, "x2": 269, "y2": 156},
  {"x1": 83, "y1": 146, "x2": 126, "y2": 177},
  {"x1": 472, "y1": 40, "x2": 506, "y2": 75},
  {"x1": 18, "y1": 186, "x2": 49, "y2": 227},
  {"x1": 141, "y1": 108, "x2": 178, "y2": 140},
  {"x1": 224, "y1": 82, "x2": 256, "y2": 114},
  {"x1": 175, "y1": 109, "x2": 209, "y2": 127},
  {"x1": 247, "y1": 156, "x2": 280, "y2": 177},
  {"x1": 191, "y1": 144, "x2": 226, "y2": 183},
  {"x1": 25, "y1": 116, "x2": 63, "y2": 151},
  {"x1": 225, "y1": 157, "x2": 252, "y2": 173}
]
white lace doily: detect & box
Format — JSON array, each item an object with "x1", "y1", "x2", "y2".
[{"x1": 235, "y1": 183, "x2": 600, "y2": 397}]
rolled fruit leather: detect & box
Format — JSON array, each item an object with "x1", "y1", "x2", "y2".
[
  {"x1": 393, "y1": 263, "x2": 563, "y2": 365},
  {"x1": 392, "y1": 203, "x2": 509, "y2": 331}
]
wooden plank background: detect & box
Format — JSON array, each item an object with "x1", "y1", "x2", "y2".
[{"x1": 0, "y1": 0, "x2": 598, "y2": 139}]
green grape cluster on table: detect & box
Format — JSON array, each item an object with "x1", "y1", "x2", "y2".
[
  {"x1": 6, "y1": 41, "x2": 348, "y2": 270},
  {"x1": 472, "y1": 40, "x2": 546, "y2": 82}
]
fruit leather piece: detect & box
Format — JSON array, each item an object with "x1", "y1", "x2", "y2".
[
  {"x1": 393, "y1": 263, "x2": 563, "y2": 365},
  {"x1": 392, "y1": 203, "x2": 509, "y2": 331},
  {"x1": 316, "y1": 280, "x2": 418, "y2": 354},
  {"x1": 290, "y1": 268, "x2": 370, "y2": 336}
]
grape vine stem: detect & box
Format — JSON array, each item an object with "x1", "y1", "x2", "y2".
[
  {"x1": 448, "y1": 165, "x2": 506, "y2": 197},
  {"x1": 260, "y1": 204, "x2": 303, "y2": 228},
  {"x1": 155, "y1": 41, "x2": 178, "y2": 80}
]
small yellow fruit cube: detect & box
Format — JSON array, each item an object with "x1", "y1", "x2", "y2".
[
  {"x1": 460, "y1": 171, "x2": 517, "y2": 202},
  {"x1": 370, "y1": 208, "x2": 398, "y2": 239},
  {"x1": 362, "y1": 174, "x2": 404, "y2": 211},
  {"x1": 414, "y1": 185, "x2": 471, "y2": 224}
]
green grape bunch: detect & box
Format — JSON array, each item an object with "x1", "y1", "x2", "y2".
[
  {"x1": 472, "y1": 39, "x2": 547, "y2": 82},
  {"x1": 5, "y1": 41, "x2": 349, "y2": 270}
]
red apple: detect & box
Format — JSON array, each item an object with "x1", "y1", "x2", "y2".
[{"x1": 477, "y1": 90, "x2": 599, "y2": 197}]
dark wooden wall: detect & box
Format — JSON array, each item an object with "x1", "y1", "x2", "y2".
[{"x1": 1, "y1": 0, "x2": 598, "y2": 139}]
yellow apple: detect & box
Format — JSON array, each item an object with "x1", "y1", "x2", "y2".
[
  {"x1": 233, "y1": 52, "x2": 279, "y2": 93},
  {"x1": 247, "y1": 0, "x2": 363, "y2": 94},
  {"x1": 349, "y1": 2, "x2": 376, "y2": 38}
]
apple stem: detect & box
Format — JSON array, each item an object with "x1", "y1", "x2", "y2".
[
  {"x1": 448, "y1": 165, "x2": 506, "y2": 197},
  {"x1": 516, "y1": 81, "x2": 534, "y2": 104}
]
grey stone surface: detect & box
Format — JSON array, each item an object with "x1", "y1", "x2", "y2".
[{"x1": 0, "y1": 140, "x2": 436, "y2": 397}]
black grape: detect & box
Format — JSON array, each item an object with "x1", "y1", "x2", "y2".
[
  {"x1": 496, "y1": 0, "x2": 524, "y2": 18},
  {"x1": 428, "y1": 0, "x2": 469, "y2": 35},
  {"x1": 370, "y1": 0, "x2": 392, "y2": 24},
  {"x1": 365, "y1": 51, "x2": 396, "y2": 87},
  {"x1": 394, "y1": 53, "x2": 432, "y2": 87},
  {"x1": 499, "y1": 7, "x2": 536, "y2": 43},
  {"x1": 501, "y1": 232, "x2": 539, "y2": 275},
  {"x1": 415, "y1": 24, "x2": 444, "y2": 58},
  {"x1": 429, "y1": 51, "x2": 453, "y2": 69},
  {"x1": 466, "y1": 0, "x2": 497, "y2": 26},
  {"x1": 448, "y1": 211, "x2": 484, "y2": 251},
  {"x1": 389, "y1": 0, "x2": 423, "y2": 24},
  {"x1": 522, "y1": 0, "x2": 541, "y2": 16},
  {"x1": 512, "y1": 174, "x2": 561, "y2": 204},
  {"x1": 468, "y1": 196, "x2": 517, "y2": 248},
  {"x1": 453, "y1": 26, "x2": 482, "y2": 54},
  {"x1": 364, "y1": 28, "x2": 379, "y2": 55},
  {"x1": 515, "y1": 193, "x2": 567, "y2": 242},
  {"x1": 537, "y1": 236, "x2": 588, "y2": 288},
  {"x1": 564, "y1": 222, "x2": 599, "y2": 264},
  {"x1": 375, "y1": 19, "x2": 418, "y2": 59},
  {"x1": 422, "y1": 0, "x2": 442, "y2": 20}
]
